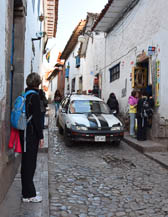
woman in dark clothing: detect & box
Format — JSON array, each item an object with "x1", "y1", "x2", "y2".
[
  {"x1": 107, "y1": 92, "x2": 119, "y2": 114},
  {"x1": 54, "y1": 89, "x2": 62, "y2": 117},
  {"x1": 137, "y1": 90, "x2": 148, "y2": 141},
  {"x1": 19, "y1": 72, "x2": 44, "y2": 203}
]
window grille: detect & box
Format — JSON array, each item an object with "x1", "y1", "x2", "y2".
[{"x1": 109, "y1": 63, "x2": 120, "y2": 83}]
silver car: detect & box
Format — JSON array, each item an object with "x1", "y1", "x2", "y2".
[{"x1": 57, "y1": 94, "x2": 124, "y2": 146}]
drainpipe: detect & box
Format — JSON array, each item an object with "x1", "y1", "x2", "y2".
[{"x1": 10, "y1": 24, "x2": 15, "y2": 111}]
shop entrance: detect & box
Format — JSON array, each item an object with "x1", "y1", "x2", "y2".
[{"x1": 132, "y1": 57, "x2": 152, "y2": 96}]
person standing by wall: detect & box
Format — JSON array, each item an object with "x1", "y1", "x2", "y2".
[
  {"x1": 128, "y1": 90, "x2": 138, "y2": 138},
  {"x1": 54, "y1": 89, "x2": 62, "y2": 117},
  {"x1": 137, "y1": 89, "x2": 148, "y2": 141},
  {"x1": 107, "y1": 92, "x2": 119, "y2": 114},
  {"x1": 147, "y1": 93, "x2": 154, "y2": 128},
  {"x1": 19, "y1": 73, "x2": 44, "y2": 203}
]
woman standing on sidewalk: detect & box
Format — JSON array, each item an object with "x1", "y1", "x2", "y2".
[
  {"x1": 54, "y1": 89, "x2": 62, "y2": 117},
  {"x1": 137, "y1": 89, "x2": 149, "y2": 141},
  {"x1": 107, "y1": 92, "x2": 119, "y2": 114},
  {"x1": 128, "y1": 90, "x2": 138, "y2": 138},
  {"x1": 19, "y1": 73, "x2": 44, "y2": 203}
]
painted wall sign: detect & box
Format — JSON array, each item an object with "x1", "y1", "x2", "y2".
[
  {"x1": 148, "y1": 46, "x2": 155, "y2": 56},
  {"x1": 136, "y1": 51, "x2": 148, "y2": 63}
]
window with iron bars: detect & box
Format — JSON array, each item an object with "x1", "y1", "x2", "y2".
[{"x1": 109, "y1": 63, "x2": 120, "y2": 83}]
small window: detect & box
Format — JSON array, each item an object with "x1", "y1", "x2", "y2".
[
  {"x1": 109, "y1": 63, "x2": 120, "y2": 83},
  {"x1": 75, "y1": 56, "x2": 80, "y2": 68},
  {"x1": 65, "y1": 63, "x2": 70, "y2": 78}
]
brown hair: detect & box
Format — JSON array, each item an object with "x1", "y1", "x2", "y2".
[{"x1": 131, "y1": 90, "x2": 137, "y2": 97}]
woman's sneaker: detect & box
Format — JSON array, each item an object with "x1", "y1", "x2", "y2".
[{"x1": 22, "y1": 195, "x2": 42, "y2": 203}]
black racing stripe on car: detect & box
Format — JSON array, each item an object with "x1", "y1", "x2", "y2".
[
  {"x1": 87, "y1": 113, "x2": 98, "y2": 127},
  {"x1": 94, "y1": 114, "x2": 109, "y2": 127}
]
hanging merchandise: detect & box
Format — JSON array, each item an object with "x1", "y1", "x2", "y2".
[{"x1": 131, "y1": 66, "x2": 147, "y2": 88}]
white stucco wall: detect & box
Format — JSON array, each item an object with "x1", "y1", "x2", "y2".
[
  {"x1": 48, "y1": 76, "x2": 58, "y2": 101},
  {"x1": 24, "y1": 0, "x2": 43, "y2": 87},
  {"x1": 65, "y1": 43, "x2": 81, "y2": 93},
  {"x1": 155, "y1": 29, "x2": 168, "y2": 117},
  {"x1": 65, "y1": 32, "x2": 105, "y2": 95},
  {"x1": 84, "y1": 33, "x2": 105, "y2": 93},
  {"x1": 102, "y1": 0, "x2": 168, "y2": 117},
  {"x1": 0, "y1": 0, "x2": 7, "y2": 100}
]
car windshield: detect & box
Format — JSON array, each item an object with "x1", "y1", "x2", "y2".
[{"x1": 69, "y1": 100, "x2": 110, "y2": 114}]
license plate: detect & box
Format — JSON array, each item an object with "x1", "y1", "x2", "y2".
[{"x1": 95, "y1": 136, "x2": 106, "y2": 142}]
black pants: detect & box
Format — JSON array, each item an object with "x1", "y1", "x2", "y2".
[
  {"x1": 41, "y1": 112, "x2": 45, "y2": 129},
  {"x1": 137, "y1": 117, "x2": 147, "y2": 141},
  {"x1": 20, "y1": 131, "x2": 38, "y2": 198}
]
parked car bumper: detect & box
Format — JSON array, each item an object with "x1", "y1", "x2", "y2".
[{"x1": 66, "y1": 128, "x2": 124, "y2": 142}]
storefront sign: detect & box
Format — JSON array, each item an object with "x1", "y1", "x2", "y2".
[
  {"x1": 148, "y1": 57, "x2": 152, "y2": 85},
  {"x1": 155, "y1": 60, "x2": 160, "y2": 107}
]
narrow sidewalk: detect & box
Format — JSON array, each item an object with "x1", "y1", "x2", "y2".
[
  {"x1": 124, "y1": 132, "x2": 168, "y2": 169},
  {"x1": 0, "y1": 127, "x2": 49, "y2": 217}
]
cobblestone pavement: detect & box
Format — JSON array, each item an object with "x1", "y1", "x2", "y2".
[{"x1": 48, "y1": 105, "x2": 168, "y2": 217}]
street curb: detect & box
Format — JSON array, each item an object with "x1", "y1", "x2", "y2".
[
  {"x1": 41, "y1": 152, "x2": 49, "y2": 217},
  {"x1": 123, "y1": 137, "x2": 145, "y2": 153},
  {"x1": 123, "y1": 135, "x2": 167, "y2": 153},
  {"x1": 145, "y1": 152, "x2": 168, "y2": 170}
]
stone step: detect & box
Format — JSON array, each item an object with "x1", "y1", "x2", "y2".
[{"x1": 123, "y1": 135, "x2": 167, "y2": 153}]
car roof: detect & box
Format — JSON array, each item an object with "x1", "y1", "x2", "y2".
[{"x1": 69, "y1": 94, "x2": 103, "y2": 102}]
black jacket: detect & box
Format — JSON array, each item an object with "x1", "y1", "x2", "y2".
[
  {"x1": 107, "y1": 96, "x2": 119, "y2": 113},
  {"x1": 25, "y1": 88, "x2": 43, "y2": 143}
]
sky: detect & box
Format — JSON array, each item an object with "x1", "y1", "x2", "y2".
[{"x1": 45, "y1": 0, "x2": 108, "y2": 67}]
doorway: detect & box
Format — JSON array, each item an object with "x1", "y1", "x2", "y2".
[
  {"x1": 71, "y1": 78, "x2": 76, "y2": 93},
  {"x1": 132, "y1": 58, "x2": 152, "y2": 96}
]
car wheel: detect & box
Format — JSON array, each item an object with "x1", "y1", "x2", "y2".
[
  {"x1": 57, "y1": 119, "x2": 63, "y2": 135},
  {"x1": 64, "y1": 127, "x2": 73, "y2": 147}
]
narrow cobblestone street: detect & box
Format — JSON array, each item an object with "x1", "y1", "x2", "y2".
[{"x1": 48, "y1": 105, "x2": 168, "y2": 217}]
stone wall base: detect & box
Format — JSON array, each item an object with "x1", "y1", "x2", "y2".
[{"x1": 0, "y1": 154, "x2": 21, "y2": 204}]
